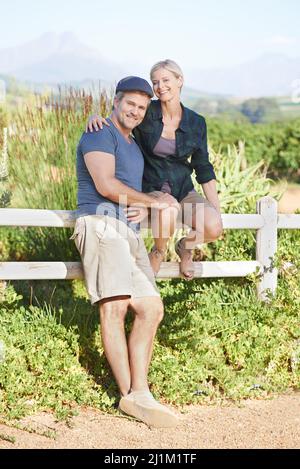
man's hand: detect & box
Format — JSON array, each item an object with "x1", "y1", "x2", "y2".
[
  {"x1": 85, "y1": 114, "x2": 110, "y2": 133},
  {"x1": 151, "y1": 193, "x2": 180, "y2": 211},
  {"x1": 124, "y1": 205, "x2": 149, "y2": 223}
]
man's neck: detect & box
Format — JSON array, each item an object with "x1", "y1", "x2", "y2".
[{"x1": 110, "y1": 114, "x2": 131, "y2": 141}]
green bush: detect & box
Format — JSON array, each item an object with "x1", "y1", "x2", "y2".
[
  {"x1": 207, "y1": 117, "x2": 300, "y2": 179},
  {"x1": 0, "y1": 284, "x2": 114, "y2": 420}
]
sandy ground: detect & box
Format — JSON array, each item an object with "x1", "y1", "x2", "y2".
[
  {"x1": 0, "y1": 392, "x2": 299, "y2": 449},
  {"x1": 278, "y1": 186, "x2": 300, "y2": 213}
]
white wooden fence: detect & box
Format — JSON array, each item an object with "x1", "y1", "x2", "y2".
[{"x1": 0, "y1": 196, "x2": 300, "y2": 302}]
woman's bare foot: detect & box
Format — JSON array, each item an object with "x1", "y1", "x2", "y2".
[
  {"x1": 148, "y1": 246, "x2": 165, "y2": 276},
  {"x1": 175, "y1": 238, "x2": 195, "y2": 280}
]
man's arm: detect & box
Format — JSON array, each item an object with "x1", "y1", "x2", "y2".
[{"x1": 84, "y1": 151, "x2": 178, "y2": 208}]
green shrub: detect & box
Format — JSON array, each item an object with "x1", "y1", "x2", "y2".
[
  {"x1": 0, "y1": 284, "x2": 113, "y2": 420},
  {"x1": 207, "y1": 117, "x2": 300, "y2": 180}
]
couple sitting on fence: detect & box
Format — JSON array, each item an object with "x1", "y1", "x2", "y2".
[{"x1": 71, "y1": 60, "x2": 223, "y2": 428}]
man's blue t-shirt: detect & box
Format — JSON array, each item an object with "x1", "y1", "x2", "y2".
[{"x1": 76, "y1": 118, "x2": 144, "y2": 231}]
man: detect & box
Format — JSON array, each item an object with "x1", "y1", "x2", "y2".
[{"x1": 71, "y1": 76, "x2": 179, "y2": 427}]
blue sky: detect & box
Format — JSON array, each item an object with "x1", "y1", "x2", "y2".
[{"x1": 1, "y1": 0, "x2": 300, "y2": 70}]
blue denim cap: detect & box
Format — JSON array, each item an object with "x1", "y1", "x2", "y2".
[{"x1": 116, "y1": 76, "x2": 153, "y2": 98}]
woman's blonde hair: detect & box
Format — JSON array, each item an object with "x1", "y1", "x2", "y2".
[{"x1": 150, "y1": 59, "x2": 184, "y2": 84}]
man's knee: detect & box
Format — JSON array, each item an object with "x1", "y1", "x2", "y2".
[
  {"x1": 135, "y1": 297, "x2": 164, "y2": 324},
  {"x1": 100, "y1": 297, "x2": 130, "y2": 324},
  {"x1": 154, "y1": 299, "x2": 164, "y2": 324}
]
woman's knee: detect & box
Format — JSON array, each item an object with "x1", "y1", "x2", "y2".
[
  {"x1": 151, "y1": 206, "x2": 179, "y2": 238},
  {"x1": 204, "y1": 217, "x2": 223, "y2": 240},
  {"x1": 160, "y1": 205, "x2": 179, "y2": 222}
]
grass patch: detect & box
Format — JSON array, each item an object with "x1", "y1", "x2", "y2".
[
  {"x1": 1, "y1": 227, "x2": 299, "y2": 420},
  {"x1": 0, "y1": 284, "x2": 114, "y2": 420}
]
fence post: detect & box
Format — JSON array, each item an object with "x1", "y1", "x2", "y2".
[{"x1": 256, "y1": 196, "x2": 278, "y2": 302}]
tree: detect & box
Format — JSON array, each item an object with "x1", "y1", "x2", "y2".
[{"x1": 240, "y1": 98, "x2": 281, "y2": 123}]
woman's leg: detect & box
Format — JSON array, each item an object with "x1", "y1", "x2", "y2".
[
  {"x1": 184, "y1": 204, "x2": 223, "y2": 247},
  {"x1": 149, "y1": 205, "x2": 179, "y2": 274},
  {"x1": 147, "y1": 191, "x2": 180, "y2": 275},
  {"x1": 178, "y1": 192, "x2": 223, "y2": 278}
]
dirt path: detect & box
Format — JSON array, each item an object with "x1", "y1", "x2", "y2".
[
  {"x1": 0, "y1": 392, "x2": 299, "y2": 449},
  {"x1": 278, "y1": 186, "x2": 300, "y2": 213}
]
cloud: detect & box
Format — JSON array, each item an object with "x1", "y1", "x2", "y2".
[{"x1": 266, "y1": 35, "x2": 296, "y2": 46}]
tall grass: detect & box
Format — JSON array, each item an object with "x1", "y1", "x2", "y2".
[
  {"x1": 5, "y1": 88, "x2": 112, "y2": 261},
  {"x1": 9, "y1": 87, "x2": 111, "y2": 209}
]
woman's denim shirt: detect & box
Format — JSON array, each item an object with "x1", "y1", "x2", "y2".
[{"x1": 133, "y1": 100, "x2": 216, "y2": 201}]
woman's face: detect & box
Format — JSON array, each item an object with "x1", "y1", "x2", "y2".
[{"x1": 151, "y1": 68, "x2": 182, "y2": 102}]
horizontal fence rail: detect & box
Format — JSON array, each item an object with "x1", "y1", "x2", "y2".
[
  {"x1": 277, "y1": 214, "x2": 300, "y2": 229},
  {"x1": 0, "y1": 261, "x2": 262, "y2": 281},
  {"x1": 0, "y1": 209, "x2": 77, "y2": 228},
  {"x1": 0, "y1": 197, "x2": 299, "y2": 301},
  {"x1": 1, "y1": 209, "x2": 300, "y2": 229}
]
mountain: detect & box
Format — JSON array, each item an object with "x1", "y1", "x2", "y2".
[
  {"x1": 0, "y1": 33, "x2": 299, "y2": 97},
  {"x1": 0, "y1": 32, "x2": 125, "y2": 84},
  {"x1": 187, "y1": 53, "x2": 300, "y2": 97}
]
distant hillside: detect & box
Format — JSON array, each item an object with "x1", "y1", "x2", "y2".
[
  {"x1": 191, "y1": 94, "x2": 300, "y2": 122},
  {"x1": 0, "y1": 32, "x2": 125, "y2": 84},
  {"x1": 1, "y1": 32, "x2": 299, "y2": 97},
  {"x1": 0, "y1": 73, "x2": 219, "y2": 103},
  {"x1": 186, "y1": 53, "x2": 300, "y2": 97},
  {"x1": 181, "y1": 87, "x2": 228, "y2": 108}
]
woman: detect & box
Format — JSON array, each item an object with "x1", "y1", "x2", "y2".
[{"x1": 87, "y1": 60, "x2": 223, "y2": 279}]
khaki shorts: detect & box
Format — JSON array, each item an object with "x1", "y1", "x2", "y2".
[{"x1": 70, "y1": 215, "x2": 160, "y2": 305}]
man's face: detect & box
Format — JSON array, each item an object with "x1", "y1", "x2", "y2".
[{"x1": 113, "y1": 92, "x2": 150, "y2": 131}]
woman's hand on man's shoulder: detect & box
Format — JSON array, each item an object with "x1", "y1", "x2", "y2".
[{"x1": 86, "y1": 115, "x2": 110, "y2": 133}]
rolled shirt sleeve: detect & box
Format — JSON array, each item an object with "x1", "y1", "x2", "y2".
[{"x1": 191, "y1": 118, "x2": 216, "y2": 184}]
